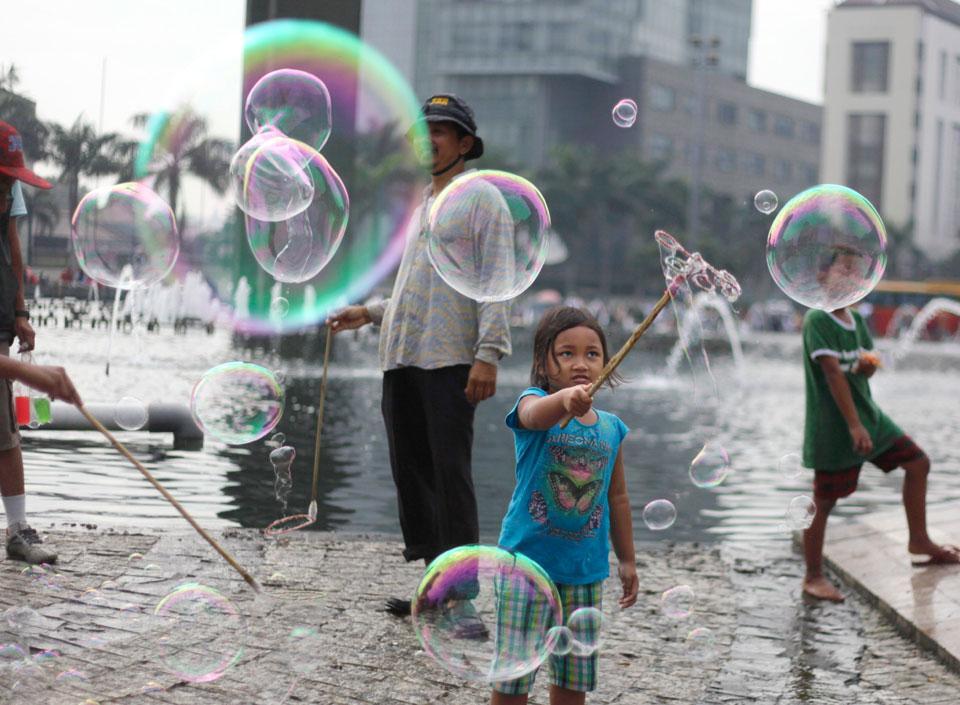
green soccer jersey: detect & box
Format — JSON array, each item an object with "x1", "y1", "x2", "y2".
[{"x1": 802, "y1": 308, "x2": 903, "y2": 471}]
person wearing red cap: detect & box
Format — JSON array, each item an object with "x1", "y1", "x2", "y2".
[{"x1": 0, "y1": 120, "x2": 60, "y2": 563}]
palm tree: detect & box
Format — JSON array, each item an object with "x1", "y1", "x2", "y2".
[
  {"x1": 0, "y1": 64, "x2": 48, "y2": 159},
  {"x1": 46, "y1": 116, "x2": 123, "y2": 221},
  {"x1": 129, "y1": 107, "x2": 234, "y2": 225},
  {"x1": 24, "y1": 188, "x2": 60, "y2": 237}
]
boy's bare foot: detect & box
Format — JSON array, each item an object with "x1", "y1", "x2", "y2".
[
  {"x1": 908, "y1": 541, "x2": 960, "y2": 566},
  {"x1": 802, "y1": 575, "x2": 845, "y2": 602}
]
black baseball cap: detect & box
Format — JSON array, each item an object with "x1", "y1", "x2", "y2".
[{"x1": 416, "y1": 93, "x2": 484, "y2": 160}]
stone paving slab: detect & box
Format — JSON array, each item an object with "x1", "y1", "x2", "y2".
[
  {"x1": 0, "y1": 527, "x2": 959, "y2": 704},
  {"x1": 822, "y1": 501, "x2": 960, "y2": 674}
]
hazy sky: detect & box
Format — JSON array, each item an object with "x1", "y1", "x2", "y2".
[{"x1": 4, "y1": 0, "x2": 836, "y2": 144}]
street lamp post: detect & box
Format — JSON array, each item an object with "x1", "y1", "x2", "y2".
[{"x1": 687, "y1": 35, "x2": 720, "y2": 249}]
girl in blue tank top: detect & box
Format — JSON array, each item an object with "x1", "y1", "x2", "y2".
[{"x1": 493, "y1": 307, "x2": 638, "y2": 704}]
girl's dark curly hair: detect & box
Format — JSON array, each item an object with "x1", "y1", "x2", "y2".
[{"x1": 530, "y1": 306, "x2": 623, "y2": 391}]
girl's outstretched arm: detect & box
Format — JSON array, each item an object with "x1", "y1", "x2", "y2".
[
  {"x1": 608, "y1": 448, "x2": 638, "y2": 608},
  {"x1": 517, "y1": 384, "x2": 592, "y2": 430}
]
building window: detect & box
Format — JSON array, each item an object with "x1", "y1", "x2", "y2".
[
  {"x1": 747, "y1": 109, "x2": 767, "y2": 132},
  {"x1": 499, "y1": 22, "x2": 534, "y2": 52},
  {"x1": 800, "y1": 121, "x2": 820, "y2": 144},
  {"x1": 715, "y1": 147, "x2": 736, "y2": 173},
  {"x1": 851, "y1": 41, "x2": 889, "y2": 93},
  {"x1": 939, "y1": 50, "x2": 947, "y2": 100},
  {"x1": 773, "y1": 159, "x2": 793, "y2": 181},
  {"x1": 954, "y1": 56, "x2": 960, "y2": 105},
  {"x1": 648, "y1": 133, "x2": 673, "y2": 161},
  {"x1": 649, "y1": 83, "x2": 675, "y2": 112},
  {"x1": 847, "y1": 113, "x2": 886, "y2": 211},
  {"x1": 773, "y1": 115, "x2": 795, "y2": 139},
  {"x1": 717, "y1": 102, "x2": 737, "y2": 126},
  {"x1": 742, "y1": 152, "x2": 765, "y2": 177}
]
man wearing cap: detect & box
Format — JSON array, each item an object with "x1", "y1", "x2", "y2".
[
  {"x1": 328, "y1": 94, "x2": 512, "y2": 615},
  {"x1": 0, "y1": 121, "x2": 57, "y2": 564}
]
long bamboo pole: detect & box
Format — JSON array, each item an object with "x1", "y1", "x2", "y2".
[{"x1": 308, "y1": 326, "x2": 333, "y2": 519}]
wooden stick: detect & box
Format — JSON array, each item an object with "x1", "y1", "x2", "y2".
[
  {"x1": 309, "y1": 326, "x2": 333, "y2": 512},
  {"x1": 78, "y1": 405, "x2": 262, "y2": 593},
  {"x1": 559, "y1": 275, "x2": 684, "y2": 429}
]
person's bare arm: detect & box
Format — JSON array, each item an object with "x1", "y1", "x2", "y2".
[
  {"x1": 818, "y1": 355, "x2": 873, "y2": 456},
  {"x1": 0, "y1": 356, "x2": 81, "y2": 405},
  {"x1": 608, "y1": 448, "x2": 638, "y2": 608},
  {"x1": 516, "y1": 385, "x2": 592, "y2": 430}
]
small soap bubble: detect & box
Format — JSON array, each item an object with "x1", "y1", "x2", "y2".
[
  {"x1": 154, "y1": 582, "x2": 243, "y2": 683},
  {"x1": 71, "y1": 182, "x2": 179, "y2": 290},
  {"x1": 754, "y1": 189, "x2": 779, "y2": 214},
  {"x1": 229, "y1": 129, "x2": 315, "y2": 222},
  {"x1": 269, "y1": 296, "x2": 290, "y2": 319},
  {"x1": 244, "y1": 68, "x2": 332, "y2": 150},
  {"x1": 114, "y1": 396, "x2": 148, "y2": 431},
  {"x1": 32, "y1": 649, "x2": 60, "y2": 664},
  {"x1": 567, "y1": 607, "x2": 604, "y2": 656},
  {"x1": 412, "y1": 545, "x2": 562, "y2": 683},
  {"x1": 779, "y1": 452, "x2": 803, "y2": 480},
  {"x1": 689, "y1": 441, "x2": 731, "y2": 488},
  {"x1": 612, "y1": 99, "x2": 638, "y2": 128},
  {"x1": 190, "y1": 362, "x2": 284, "y2": 445},
  {"x1": 0, "y1": 643, "x2": 27, "y2": 661},
  {"x1": 685, "y1": 626, "x2": 718, "y2": 661},
  {"x1": 642, "y1": 499, "x2": 677, "y2": 531},
  {"x1": 270, "y1": 433, "x2": 286, "y2": 446},
  {"x1": 660, "y1": 585, "x2": 695, "y2": 619},
  {"x1": 286, "y1": 625, "x2": 322, "y2": 675},
  {"x1": 786, "y1": 495, "x2": 817, "y2": 530},
  {"x1": 55, "y1": 668, "x2": 88, "y2": 681},
  {"x1": 128, "y1": 552, "x2": 144, "y2": 562},
  {"x1": 766, "y1": 184, "x2": 887, "y2": 310},
  {"x1": 141, "y1": 681, "x2": 165, "y2": 693},
  {"x1": 545, "y1": 625, "x2": 573, "y2": 656},
  {"x1": 427, "y1": 170, "x2": 550, "y2": 302}
]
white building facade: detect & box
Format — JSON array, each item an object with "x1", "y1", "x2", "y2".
[{"x1": 822, "y1": 0, "x2": 960, "y2": 260}]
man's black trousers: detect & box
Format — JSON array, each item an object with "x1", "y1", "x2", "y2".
[{"x1": 381, "y1": 364, "x2": 479, "y2": 564}]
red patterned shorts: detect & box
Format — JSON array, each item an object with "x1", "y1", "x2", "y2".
[{"x1": 813, "y1": 435, "x2": 927, "y2": 501}]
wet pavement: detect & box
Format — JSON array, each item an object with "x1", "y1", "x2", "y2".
[
  {"x1": 822, "y1": 501, "x2": 960, "y2": 675},
  {"x1": 0, "y1": 527, "x2": 959, "y2": 704}
]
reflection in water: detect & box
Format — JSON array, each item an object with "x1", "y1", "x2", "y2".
[{"x1": 17, "y1": 327, "x2": 960, "y2": 545}]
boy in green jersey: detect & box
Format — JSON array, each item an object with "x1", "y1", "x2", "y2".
[{"x1": 801, "y1": 248, "x2": 959, "y2": 602}]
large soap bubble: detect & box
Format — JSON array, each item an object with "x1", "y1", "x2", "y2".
[
  {"x1": 245, "y1": 146, "x2": 349, "y2": 283},
  {"x1": 190, "y1": 362, "x2": 284, "y2": 445},
  {"x1": 71, "y1": 182, "x2": 179, "y2": 290},
  {"x1": 229, "y1": 129, "x2": 316, "y2": 222},
  {"x1": 412, "y1": 545, "x2": 562, "y2": 683},
  {"x1": 766, "y1": 184, "x2": 887, "y2": 310},
  {"x1": 154, "y1": 583, "x2": 243, "y2": 683},
  {"x1": 244, "y1": 68, "x2": 332, "y2": 151},
  {"x1": 427, "y1": 170, "x2": 550, "y2": 302}
]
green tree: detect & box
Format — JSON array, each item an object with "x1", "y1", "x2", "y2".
[
  {"x1": 0, "y1": 64, "x2": 48, "y2": 160},
  {"x1": 46, "y1": 116, "x2": 122, "y2": 222}
]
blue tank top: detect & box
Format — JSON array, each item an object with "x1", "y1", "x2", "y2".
[{"x1": 498, "y1": 387, "x2": 629, "y2": 585}]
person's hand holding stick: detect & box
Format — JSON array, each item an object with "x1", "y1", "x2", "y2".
[{"x1": 559, "y1": 230, "x2": 742, "y2": 428}]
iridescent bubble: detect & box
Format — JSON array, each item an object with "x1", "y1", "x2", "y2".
[
  {"x1": 642, "y1": 499, "x2": 677, "y2": 531},
  {"x1": 154, "y1": 582, "x2": 243, "y2": 683},
  {"x1": 271, "y1": 433, "x2": 286, "y2": 446},
  {"x1": 244, "y1": 68, "x2": 332, "y2": 150},
  {"x1": 114, "y1": 396, "x2": 148, "y2": 431},
  {"x1": 55, "y1": 668, "x2": 88, "y2": 681},
  {"x1": 427, "y1": 170, "x2": 550, "y2": 302},
  {"x1": 245, "y1": 146, "x2": 349, "y2": 284},
  {"x1": 660, "y1": 585, "x2": 695, "y2": 619},
  {"x1": 612, "y1": 99, "x2": 638, "y2": 128},
  {"x1": 141, "y1": 681, "x2": 165, "y2": 693},
  {"x1": 0, "y1": 643, "x2": 27, "y2": 661},
  {"x1": 229, "y1": 129, "x2": 315, "y2": 222},
  {"x1": 270, "y1": 445, "x2": 296, "y2": 512},
  {"x1": 412, "y1": 545, "x2": 562, "y2": 683},
  {"x1": 71, "y1": 182, "x2": 179, "y2": 290},
  {"x1": 269, "y1": 296, "x2": 290, "y2": 319},
  {"x1": 685, "y1": 626, "x2": 718, "y2": 661},
  {"x1": 786, "y1": 495, "x2": 817, "y2": 530},
  {"x1": 567, "y1": 607, "x2": 604, "y2": 657},
  {"x1": 32, "y1": 649, "x2": 59, "y2": 665},
  {"x1": 754, "y1": 189, "x2": 779, "y2": 214},
  {"x1": 689, "y1": 441, "x2": 731, "y2": 488},
  {"x1": 545, "y1": 625, "x2": 573, "y2": 656},
  {"x1": 190, "y1": 362, "x2": 284, "y2": 445},
  {"x1": 766, "y1": 184, "x2": 887, "y2": 310},
  {"x1": 128, "y1": 552, "x2": 145, "y2": 562},
  {"x1": 779, "y1": 452, "x2": 803, "y2": 480}
]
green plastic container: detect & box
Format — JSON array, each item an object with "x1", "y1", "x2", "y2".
[{"x1": 33, "y1": 397, "x2": 51, "y2": 425}]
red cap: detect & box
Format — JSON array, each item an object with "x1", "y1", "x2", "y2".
[{"x1": 0, "y1": 122, "x2": 51, "y2": 189}]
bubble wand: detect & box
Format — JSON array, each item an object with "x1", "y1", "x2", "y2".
[
  {"x1": 78, "y1": 405, "x2": 262, "y2": 593},
  {"x1": 308, "y1": 325, "x2": 333, "y2": 520},
  {"x1": 559, "y1": 230, "x2": 741, "y2": 428}
]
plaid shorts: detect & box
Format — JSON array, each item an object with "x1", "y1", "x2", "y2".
[
  {"x1": 813, "y1": 434, "x2": 927, "y2": 501},
  {"x1": 492, "y1": 580, "x2": 602, "y2": 695}
]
